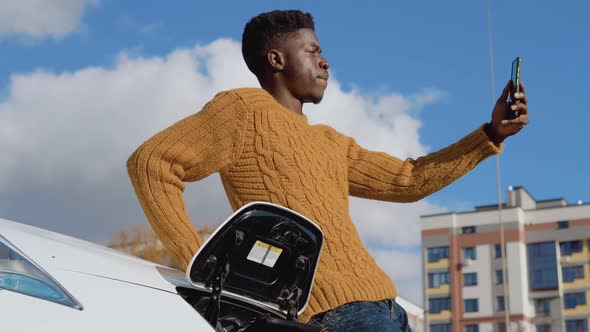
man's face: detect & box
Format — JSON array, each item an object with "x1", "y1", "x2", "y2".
[{"x1": 279, "y1": 28, "x2": 330, "y2": 104}]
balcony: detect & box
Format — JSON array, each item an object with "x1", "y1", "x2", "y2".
[
  {"x1": 564, "y1": 290, "x2": 590, "y2": 316},
  {"x1": 428, "y1": 309, "x2": 452, "y2": 322},
  {"x1": 427, "y1": 283, "x2": 451, "y2": 296},
  {"x1": 427, "y1": 258, "x2": 450, "y2": 270},
  {"x1": 560, "y1": 251, "x2": 587, "y2": 264},
  {"x1": 562, "y1": 275, "x2": 590, "y2": 290}
]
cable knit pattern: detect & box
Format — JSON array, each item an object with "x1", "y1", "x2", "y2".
[{"x1": 127, "y1": 87, "x2": 502, "y2": 323}]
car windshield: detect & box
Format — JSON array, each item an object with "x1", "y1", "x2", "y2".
[{"x1": 0, "y1": 234, "x2": 82, "y2": 309}]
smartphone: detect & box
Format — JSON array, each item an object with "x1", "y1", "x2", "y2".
[{"x1": 508, "y1": 57, "x2": 522, "y2": 119}]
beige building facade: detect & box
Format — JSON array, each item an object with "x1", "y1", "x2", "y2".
[{"x1": 421, "y1": 187, "x2": 590, "y2": 332}]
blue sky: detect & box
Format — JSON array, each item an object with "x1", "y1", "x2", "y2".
[
  {"x1": 3, "y1": 1, "x2": 588, "y2": 205},
  {"x1": 1, "y1": 0, "x2": 589, "y2": 304}
]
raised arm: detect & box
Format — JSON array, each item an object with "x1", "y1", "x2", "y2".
[
  {"x1": 347, "y1": 125, "x2": 502, "y2": 202},
  {"x1": 127, "y1": 91, "x2": 250, "y2": 270}
]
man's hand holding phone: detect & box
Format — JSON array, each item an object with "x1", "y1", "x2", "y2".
[{"x1": 485, "y1": 58, "x2": 529, "y2": 146}]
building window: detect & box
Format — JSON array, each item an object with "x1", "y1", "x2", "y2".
[
  {"x1": 496, "y1": 322, "x2": 506, "y2": 332},
  {"x1": 566, "y1": 319, "x2": 588, "y2": 332},
  {"x1": 528, "y1": 242, "x2": 558, "y2": 290},
  {"x1": 560, "y1": 240, "x2": 583, "y2": 256},
  {"x1": 428, "y1": 246, "x2": 450, "y2": 263},
  {"x1": 564, "y1": 292, "x2": 586, "y2": 309},
  {"x1": 536, "y1": 324, "x2": 551, "y2": 332},
  {"x1": 557, "y1": 220, "x2": 569, "y2": 229},
  {"x1": 463, "y1": 247, "x2": 477, "y2": 260},
  {"x1": 463, "y1": 273, "x2": 477, "y2": 286},
  {"x1": 464, "y1": 298, "x2": 479, "y2": 312},
  {"x1": 496, "y1": 270, "x2": 505, "y2": 284},
  {"x1": 429, "y1": 297, "x2": 451, "y2": 313},
  {"x1": 430, "y1": 323, "x2": 452, "y2": 332},
  {"x1": 534, "y1": 298, "x2": 551, "y2": 316},
  {"x1": 465, "y1": 325, "x2": 479, "y2": 332},
  {"x1": 494, "y1": 243, "x2": 507, "y2": 258},
  {"x1": 562, "y1": 265, "x2": 585, "y2": 282},
  {"x1": 462, "y1": 226, "x2": 476, "y2": 234},
  {"x1": 497, "y1": 296, "x2": 505, "y2": 312},
  {"x1": 428, "y1": 271, "x2": 450, "y2": 288}
]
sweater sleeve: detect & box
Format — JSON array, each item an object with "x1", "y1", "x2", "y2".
[
  {"x1": 347, "y1": 125, "x2": 502, "y2": 202},
  {"x1": 127, "y1": 90, "x2": 250, "y2": 270}
]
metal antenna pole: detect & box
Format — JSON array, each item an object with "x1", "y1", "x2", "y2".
[{"x1": 486, "y1": 0, "x2": 511, "y2": 330}]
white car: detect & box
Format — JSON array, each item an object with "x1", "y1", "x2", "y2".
[{"x1": 0, "y1": 202, "x2": 324, "y2": 332}]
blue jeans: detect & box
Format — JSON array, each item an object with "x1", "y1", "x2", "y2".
[{"x1": 308, "y1": 299, "x2": 412, "y2": 331}]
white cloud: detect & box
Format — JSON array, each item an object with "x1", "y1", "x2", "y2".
[
  {"x1": 370, "y1": 248, "x2": 424, "y2": 305},
  {"x1": 0, "y1": 0, "x2": 98, "y2": 38},
  {"x1": 0, "y1": 39, "x2": 446, "y2": 305},
  {"x1": 349, "y1": 198, "x2": 445, "y2": 248},
  {"x1": 0, "y1": 39, "x2": 254, "y2": 241}
]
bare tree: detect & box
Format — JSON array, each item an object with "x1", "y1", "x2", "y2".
[{"x1": 108, "y1": 223, "x2": 214, "y2": 270}]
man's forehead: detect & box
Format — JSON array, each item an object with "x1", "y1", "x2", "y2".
[
  {"x1": 272, "y1": 28, "x2": 320, "y2": 51},
  {"x1": 291, "y1": 28, "x2": 321, "y2": 47}
]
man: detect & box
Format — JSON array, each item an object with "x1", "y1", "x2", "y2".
[{"x1": 127, "y1": 10, "x2": 528, "y2": 331}]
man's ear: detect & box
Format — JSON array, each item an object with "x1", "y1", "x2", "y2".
[{"x1": 267, "y1": 49, "x2": 285, "y2": 72}]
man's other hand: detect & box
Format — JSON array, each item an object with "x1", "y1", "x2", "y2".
[{"x1": 486, "y1": 80, "x2": 529, "y2": 145}]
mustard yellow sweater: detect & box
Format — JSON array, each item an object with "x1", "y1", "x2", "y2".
[{"x1": 127, "y1": 88, "x2": 501, "y2": 322}]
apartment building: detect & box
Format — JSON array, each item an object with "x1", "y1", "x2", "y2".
[{"x1": 420, "y1": 186, "x2": 590, "y2": 332}]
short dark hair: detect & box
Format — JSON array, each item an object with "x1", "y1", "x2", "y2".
[{"x1": 242, "y1": 10, "x2": 315, "y2": 78}]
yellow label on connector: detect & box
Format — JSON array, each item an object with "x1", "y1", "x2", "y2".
[{"x1": 247, "y1": 240, "x2": 283, "y2": 268}]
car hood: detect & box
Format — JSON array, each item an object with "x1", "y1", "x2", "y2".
[{"x1": 0, "y1": 218, "x2": 189, "y2": 293}]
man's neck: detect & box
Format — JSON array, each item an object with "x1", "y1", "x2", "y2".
[{"x1": 261, "y1": 84, "x2": 304, "y2": 115}]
